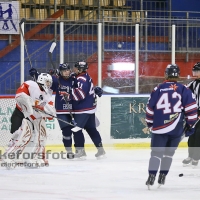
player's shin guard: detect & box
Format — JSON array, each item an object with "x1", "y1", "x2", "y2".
[
  {"x1": 160, "y1": 155, "x2": 173, "y2": 175},
  {"x1": 148, "y1": 152, "x2": 162, "y2": 175}
]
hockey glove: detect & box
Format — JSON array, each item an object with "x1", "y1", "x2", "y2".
[
  {"x1": 48, "y1": 69, "x2": 55, "y2": 75},
  {"x1": 29, "y1": 68, "x2": 39, "y2": 80},
  {"x1": 48, "y1": 69, "x2": 59, "y2": 76},
  {"x1": 59, "y1": 91, "x2": 71, "y2": 101},
  {"x1": 94, "y1": 86, "x2": 103, "y2": 97},
  {"x1": 185, "y1": 127, "x2": 195, "y2": 137},
  {"x1": 146, "y1": 122, "x2": 153, "y2": 129}
]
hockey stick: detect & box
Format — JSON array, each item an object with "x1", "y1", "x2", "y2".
[
  {"x1": 32, "y1": 106, "x2": 81, "y2": 132},
  {"x1": 19, "y1": 18, "x2": 36, "y2": 82},
  {"x1": 48, "y1": 42, "x2": 57, "y2": 70},
  {"x1": 19, "y1": 19, "x2": 33, "y2": 69}
]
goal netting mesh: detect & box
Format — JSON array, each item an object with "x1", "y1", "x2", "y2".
[{"x1": 0, "y1": 96, "x2": 16, "y2": 153}]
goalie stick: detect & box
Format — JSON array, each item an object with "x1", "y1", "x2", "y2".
[
  {"x1": 48, "y1": 42, "x2": 77, "y2": 125},
  {"x1": 32, "y1": 106, "x2": 81, "y2": 132}
]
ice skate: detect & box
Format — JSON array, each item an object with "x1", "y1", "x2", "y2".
[
  {"x1": 74, "y1": 149, "x2": 86, "y2": 160},
  {"x1": 67, "y1": 152, "x2": 75, "y2": 160},
  {"x1": 158, "y1": 173, "x2": 166, "y2": 188},
  {"x1": 191, "y1": 160, "x2": 199, "y2": 168},
  {"x1": 95, "y1": 148, "x2": 106, "y2": 160},
  {"x1": 182, "y1": 157, "x2": 192, "y2": 166},
  {"x1": 146, "y1": 174, "x2": 156, "y2": 190}
]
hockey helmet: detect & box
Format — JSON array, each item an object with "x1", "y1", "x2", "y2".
[
  {"x1": 37, "y1": 73, "x2": 52, "y2": 93},
  {"x1": 165, "y1": 64, "x2": 180, "y2": 79},
  {"x1": 192, "y1": 62, "x2": 200, "y2": 71},
  {"x1": 192, "y1": 62, "x2": 200, "y2": 77},
  {"x1": 74, "y1": 61, "x2": 88, "y2": 71},
  {"x1": 58, "y1": 63, "x2": 71, "y2": 78}
]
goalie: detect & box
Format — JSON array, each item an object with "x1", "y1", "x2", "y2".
[{"x1": 3, "y1": 73, "x2": 56, "y2": 169}]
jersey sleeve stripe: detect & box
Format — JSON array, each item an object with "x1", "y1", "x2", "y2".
[
  {"x1": 146, "y1": 106, "x2": 154, "y2": 115},
  {"x1": 74, "y1": 88, "x2": 85, "y2": 99},
  {"x1": 185, "y1": 103, "x2": 197, "y2": 112},
  {"x1": 77, "y1": 76, "x2": 86, "y2": 82},
  {"x1": 146, "y1": 118, "x2": 153, "y2": 123},
  {"x1": 187, "y1": 114, "x2": 198, "y2": 120}
]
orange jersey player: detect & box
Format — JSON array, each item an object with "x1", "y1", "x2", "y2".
[{"x1": 2, "y1": 73, "x2": 56, "y2": 169}]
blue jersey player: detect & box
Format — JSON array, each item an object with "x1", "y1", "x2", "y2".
[
  {"x1": 50, "y1": 63, "x2": 85, "y2": 159},
  {"x1": 69, "y1": 60, "x2": 106, "y2": 159},
  {"x1": 145, "y1": 64, "x2": 197, "y2": 188}
]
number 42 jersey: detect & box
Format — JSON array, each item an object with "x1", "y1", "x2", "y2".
[{"x1": 146, "y1": 81, "x2": 197, "y2": 134}]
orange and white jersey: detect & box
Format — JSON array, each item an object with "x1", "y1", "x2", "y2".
[{"x1": 15, "y1": 80, "x2": 54, "y2": 120}]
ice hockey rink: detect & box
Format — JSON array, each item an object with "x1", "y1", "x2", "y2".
[{"x1": 0, "y1": 147, "x2": 200, "y2": 200}]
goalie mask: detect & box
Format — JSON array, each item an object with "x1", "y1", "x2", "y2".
[
  {"x1": 58, "y1": 63, "x2": 71, "y2": 79},
  {"x1": 73, "y1": 61, "x2": 88, "y2": 75},
  {"x1": 192, "y1": 62, "x2": 200, "y2": 78},
  {"x1": 165, "y1": 64, "x2": 180, "y2": 79},
  {"x1": 37, "y1": 73, "x2": 52, "y2": 93}
]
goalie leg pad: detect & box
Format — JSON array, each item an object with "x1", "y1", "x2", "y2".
[
  {"x1": 3, "y1": 119, "x2": 33, "y2": 166},
  {"x1": 28, "y1": 118, "x2": 48, "y2": 165}
]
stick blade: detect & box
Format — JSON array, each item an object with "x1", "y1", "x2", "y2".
[
  {"x1": 49, "y1": 42, "x2": 56, "y2": 53},
  {"x1": 71, "y1": 126, "x2": 82, "y2": 132},
  {"x1": 19, "y1": 18, "x2": 26, "y2": 25}
]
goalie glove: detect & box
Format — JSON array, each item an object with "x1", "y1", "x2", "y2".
[{"x1": 94, "y1": 86, "x2": 103, "y2": 97}]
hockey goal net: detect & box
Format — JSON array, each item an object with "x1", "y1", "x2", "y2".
[{"x1": 0, "y1": 96, "x2": 16, "y2": 152}]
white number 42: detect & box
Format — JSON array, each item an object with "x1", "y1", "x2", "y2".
[{"x1": 156, "y1": 92, "x2": 181, "y2": 114}]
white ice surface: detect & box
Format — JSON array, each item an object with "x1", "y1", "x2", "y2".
[{"x1": 0, "y1": 148, "x2": 200, "y2": 200}]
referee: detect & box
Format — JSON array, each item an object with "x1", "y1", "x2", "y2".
[{"x1": 182, "y1": 62, "x2": 200, "y2": 167}]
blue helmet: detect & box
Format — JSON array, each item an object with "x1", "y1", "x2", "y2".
[
  {"x1": 59, "y1": 63, "x2": 71, "y2": 71},
  {"x1": 58, "y1": 63, "x2": 71, "y2": 78}
]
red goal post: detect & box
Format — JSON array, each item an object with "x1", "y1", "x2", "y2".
[{"x1": 0, "y1": 95, "x2": 16, "y2": 153}]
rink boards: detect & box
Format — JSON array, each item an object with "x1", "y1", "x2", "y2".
[{"x1": 0, "y1": 95, "x2": 188, "y2": 151}]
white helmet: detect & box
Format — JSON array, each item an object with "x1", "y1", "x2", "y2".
[{"x1": 37, "y1": 73, "x2": 52, "y2": 93}]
